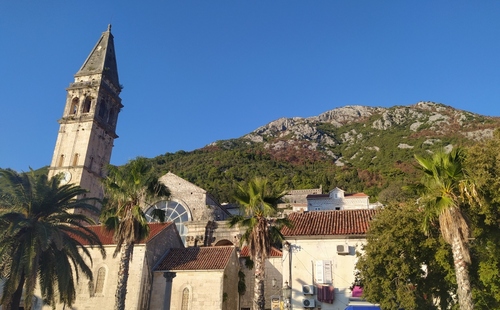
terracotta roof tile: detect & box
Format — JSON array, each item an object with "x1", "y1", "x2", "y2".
[
  {"x1": 156, "y1": 246, "x2": 235, "y2": 271},
  {"x1": 345, "y1": 193, "x2": 369, "y2": 197},
  {"x1": 74, "y1": 222, "x2": 174, "y2": 245},
  {"x1": 239, "y1": 246, "x2": 282, "y2": 258},
  {"x1": 281, "y1": 209, "x2": 378, "y2": 236}
]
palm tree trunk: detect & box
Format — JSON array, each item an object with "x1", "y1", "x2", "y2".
[
  {"x1": 115, "y1": 242, "x2": 134, "y2": 310},
  {"x1": 451, "y1": 235, "x2": 474, "y2": 310},
  {"x1": 253, "y1": 252, "x2": 265, "y2": 310}
]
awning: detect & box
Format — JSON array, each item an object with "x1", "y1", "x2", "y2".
[{"x1": 345, "y1": 306, "x2": 381, "y2": 310}]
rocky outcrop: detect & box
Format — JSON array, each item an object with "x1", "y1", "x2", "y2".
[{"x1": 239, "y1": 101, "x2": 500, "y2": 164}]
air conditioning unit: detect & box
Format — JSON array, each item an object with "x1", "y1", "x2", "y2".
[
  {"x1": 302, "y1": 298, "x2": 316, "y2": 308},
  {"x1": 337, "y1": 244, "x2": 349, "y2": 255},
  {"x1": 302, "y1": 284, "x2": 315, "y2": 295}
]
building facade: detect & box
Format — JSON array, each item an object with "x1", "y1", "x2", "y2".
[
  {"x1": 38, "y1": 223, "x2": 184, "y2": 310},
  {"x1": 238, "y1": 247, "x2": 284, "y2": 310},
  {"x1": 281, "y1": 210, "x2": 379, "y2": 310},
  {"x1": 151, "y1": 246, "x2": 240, "y2": 310},
  {"x1": 305, "y1": 188, "x2": 370, "y2": 211}
]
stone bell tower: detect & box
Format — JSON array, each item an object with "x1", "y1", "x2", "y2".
[{"x1": 48, "y1": 25, "x2": 123, "y2": 209}]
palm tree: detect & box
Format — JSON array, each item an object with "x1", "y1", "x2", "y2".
[
  {"x1": 228, "y1": 177, "x2": 290, "y2": 310},
  {"x1": 0, "y1": 169, "x2": 104, "y2": 310},
  {"x1": 415, "y1": 148, "x2": 479, "y2": 310},
  {"x1": 100, "y1": 157, "x2": 170, "y2": 310}
]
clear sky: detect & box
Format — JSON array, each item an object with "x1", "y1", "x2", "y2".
[{"x1": 1, "y1": 1, "x2": 500, "y2": 172}]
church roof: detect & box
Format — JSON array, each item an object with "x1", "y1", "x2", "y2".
[
  {"x1": 75, "y1": 25, "x2": 120, "y2": 88},
  {"x1": 281, "y1": 209, "x2": 377, "y2": 236},
  {"x1": 156, "y1": 246, "x2": 235, "y2": 271},
  {"x1": 73, "y1": 222, "x2": 174, "y2": 245}
]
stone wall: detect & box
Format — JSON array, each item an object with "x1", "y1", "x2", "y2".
[
  {"x1": 159, "y1": 172, "x2": 229, "y2": 221},
  {"x1": 278, "y1": 187, "x2": 322, "y2": 210},
  {"x1": 238, "y1": 256, "x2": 283, "y2": 310},
  {"x1": 152, "y1": 270, "x2": 223, "y2": 310},
  {"x1": 140, "y1": 224, "x2": 185, "y2": 309},
  {"x1": 150, "y1": 248, "x2": 239, "y2": 310},
  {"x1": 222, "y1": 251, "x2": 240, "y2": 310},
  {"x1": 37, "y1": 244, "x2": 146, "y2": 310},
  {"x1": 35, "y1": 225, "x2": 181, "y2": 310},
  {"x1": 184, "y1": 220, "x2": 244, "y2": 247}
]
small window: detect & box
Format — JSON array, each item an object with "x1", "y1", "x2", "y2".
[
  {"x1": 83, "y1": 97, "x2": 92, "y2": 113},
  {"x1": 314, "y1": 207, "x2": 321, "y2": 211},
  {"x1": 181, "y1": 287, "x2": 190, "y2": 310},
  {"x1": 70, "y1": 98, "x2": 79, "y2": 115},
  {"x1": 94, "y1": 267, "x2": 106, "y2": 295}
]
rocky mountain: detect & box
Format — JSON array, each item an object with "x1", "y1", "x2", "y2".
[
  {"x1": 243, "y1": 101, "x2": 495, "y2": 163},
  {"x1": 151, "y1": 101, "x2": 500, "y2": 204}
]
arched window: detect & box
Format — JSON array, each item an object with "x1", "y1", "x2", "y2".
[
  {"x1": 83, "y1": 96, "x2": 92, "y2": 113},
  {"x1": 94, "y1": 267, "x2": 106, "y2": 295},
  {"x1": 215, "y1": 240, "x2": 233, "y2": 246},
  {"x1": 181, "y1": 287, "x2": 190, "y2": 310},
  {"x1": 145, "y1": 200, "x2": 190, "y2": 244},
  {"x1": 70, "y1": 98, "x2": 79, "y2": 115}
]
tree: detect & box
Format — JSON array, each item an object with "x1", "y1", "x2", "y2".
[
  {"x1": 465, "y1": 131, "x2": 500, "y2": 308},
  {"x1": 0, "y1": 169, "x2": 104, "y2": 310},
  {"x1": 228, "y1": 177, "x2": 290, "y2": 310},
  {"x1": 100, "y1": 157, "x2": 170, "y2": 310},
  {"x1": 355, "y1": 203, "x2": 456, "y2": 309},
  {"x1": 415, "y1": 148, "x2": 480, "y2": 310}
]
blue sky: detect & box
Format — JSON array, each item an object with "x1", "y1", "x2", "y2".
[{"x1": 1, "y1": 1, "x2": 500, "y2": 172}]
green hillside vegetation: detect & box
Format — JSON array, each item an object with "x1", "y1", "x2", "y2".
[
  {"x1": 147, "y1": 105, "x2": 490, "y2": 204},
  {"x1": 148, "y1": 137, "x2": 467, "y2": 205}
]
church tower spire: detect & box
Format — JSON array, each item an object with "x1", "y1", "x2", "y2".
[{"x1": 48, "y1": 25, "x2": 123, "y2": 216}]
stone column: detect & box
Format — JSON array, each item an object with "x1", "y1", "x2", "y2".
[{"x1": 162, "y1": 272, "x2": 176, "y2": 310}]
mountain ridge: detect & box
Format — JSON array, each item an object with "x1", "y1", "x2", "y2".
[{"x1": 151, "y1": 101, "x2": 500, "y2": 203}]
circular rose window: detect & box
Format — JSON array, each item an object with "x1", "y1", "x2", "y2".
[{"x1": 145, "y1": 200, "x2": 189, "y2": 243}]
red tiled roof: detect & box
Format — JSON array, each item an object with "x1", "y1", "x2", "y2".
[
  {"x1": 74, "y1": 222, "x2": 174, "y2": 245},
  {"x1": 239, "y1": 246, "x2": 282, "y2": 258},
  {"x1": 156, "y1": 246, "x2": 235, "y2": 271},
  {"x1": 345, "y1": 193, "x2": 369, "y2": 198},
  {"x1": 281, "y1": 209, "x2": 378, "y2": 236}
]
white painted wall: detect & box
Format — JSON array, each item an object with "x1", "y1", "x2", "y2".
[{"x1": 282, "y1": 236, "x2": 366, "y2": 310}]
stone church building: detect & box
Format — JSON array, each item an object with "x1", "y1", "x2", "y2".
[
  {"x1": 29, "y1": 25, "x2": 245, "y2": 310},
  {"x1": 8, "y1": 26, "x2": 380, "y2": 310}
]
